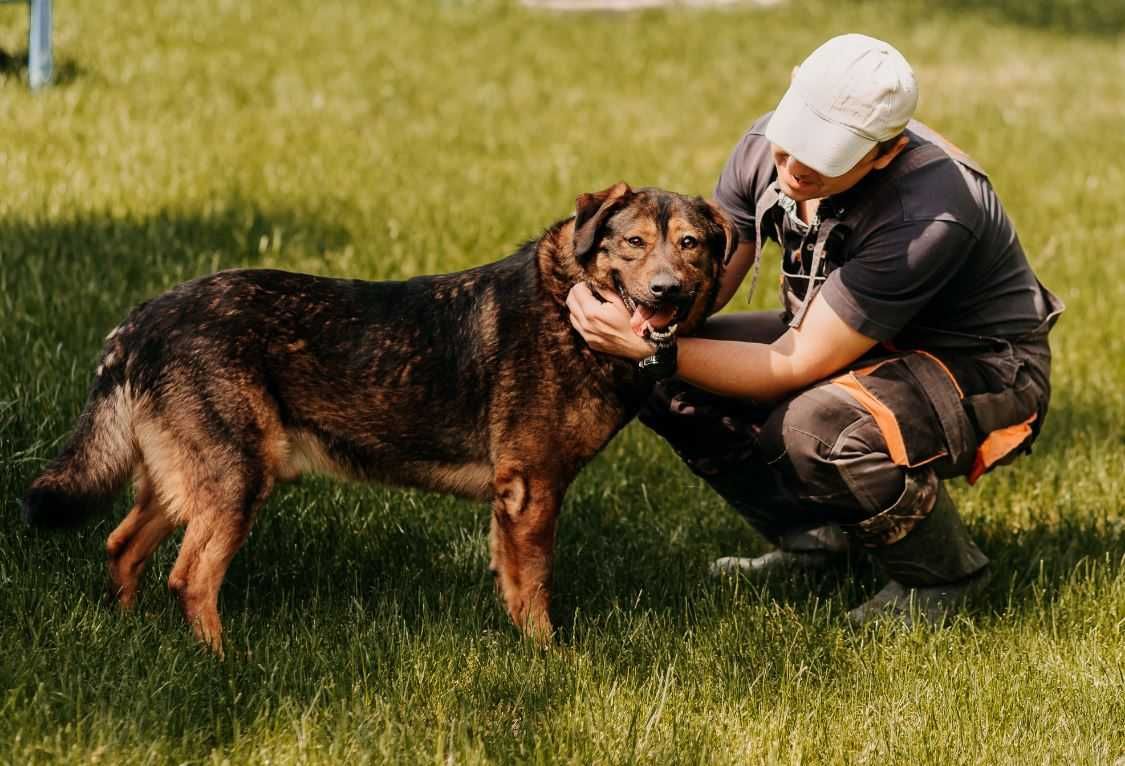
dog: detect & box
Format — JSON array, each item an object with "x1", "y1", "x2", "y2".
[{"x1": 22, "y1": 182, "x2": 735, "y2": 651}]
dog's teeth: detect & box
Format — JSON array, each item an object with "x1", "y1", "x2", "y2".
[{"x1": 644, "y1": 321, "x2": 679, "y2": 344}]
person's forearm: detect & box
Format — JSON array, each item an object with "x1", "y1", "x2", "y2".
[
  {"x1": 674, "y1": 292, "x2": 879, "y2": 400},
  {"x1": 675, "y1": 336, "x2": 806, "y2": 402}
]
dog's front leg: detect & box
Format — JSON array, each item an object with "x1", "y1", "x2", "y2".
[{"x1": 489, "y1": 464, "x2": 561, "y2": 643}]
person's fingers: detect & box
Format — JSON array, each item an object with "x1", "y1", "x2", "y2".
[
  {"x1": 568, "y1": 283, "x2": 603, "y2": 326},
  {"x1": 598, "y1": 287, "x2": 627, "y2": 312},
  {"x1": 566, "y1": 284, "x2": 587, "y2": 322},
  {"x1": 569, "y1": 283, "x2": 617, "y2": 334},
  {"x1": 567, "y1": 286, "x2": 600, "y2": 340},
  {"x1": 589, "y1": 289, "x2": 630, "y2": 330},
  {"x1": 569, "y1": 281, "x2": 628, "y2": 318},
  {"x1": 569, "y1": 282, "x2": 594, "y2": 304},
  {"x1": 567, "y1": 301, "x2": 586, "y2": 333}
]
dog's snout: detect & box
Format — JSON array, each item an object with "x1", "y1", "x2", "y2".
[{"x1": 649, "y1": 274, "x2": 682, "y2": 299}]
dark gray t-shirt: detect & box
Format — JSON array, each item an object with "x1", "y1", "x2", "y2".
[{"x1": 714, "y1": 113, "x2": 1055, "y2": 349}]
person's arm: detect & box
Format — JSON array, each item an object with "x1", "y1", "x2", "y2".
[
  {"x1": 566, "y1": 283, "x2": 877, "y2": 402},
  {"x1": 711, "y1": 241, "x2": 757, "y2": 313},
  {"x1": 710, "y1": 119, "x2": 775, "y2": 313},
  {"x1": 675, "y1": 291, "x2": 877, "y2": 401}
]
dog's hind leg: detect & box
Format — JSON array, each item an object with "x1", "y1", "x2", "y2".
[
  {"x1": 166, "y1": 467, "x2": 273, "y2": 656},
  {"x1": 106, "y1": 466, "x2": 177, "y2": 609},
  {"x1": 489, "y1": 463, "x2": 562, "y2": 643},
  {"x1": 131, "y1": 369, "x2": 288, "y2": 653}
]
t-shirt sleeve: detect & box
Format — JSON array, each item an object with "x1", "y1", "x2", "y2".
[
  {"x1": 819, "y1": 220, "x2": 976, "y2": 341},
  {"x1": 713, "y1": 128, "x2": 773, "y2": 247}
]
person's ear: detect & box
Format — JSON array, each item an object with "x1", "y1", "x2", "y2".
[{"x1": 872, "y1": 136, "x2": 910, "y2": 170}]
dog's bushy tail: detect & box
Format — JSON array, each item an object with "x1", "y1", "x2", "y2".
[{"x1": 23, "y1": 383, "x2": 138, "y2": 529}]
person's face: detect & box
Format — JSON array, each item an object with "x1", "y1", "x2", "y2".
[{"x1": 771, "y1": 142, "x2": 894, "y2": 202}]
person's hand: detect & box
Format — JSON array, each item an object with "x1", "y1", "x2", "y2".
[{"x1": 566, "y1": 283, "x2": 653, "y2": 362}]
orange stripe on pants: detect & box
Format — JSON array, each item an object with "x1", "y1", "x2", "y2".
[{"x1": 831, "y1": 373, "x2": 910, "y2": 467}]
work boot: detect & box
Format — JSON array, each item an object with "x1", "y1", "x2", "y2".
[
  {"x1": 845, "y1": 571, "x2": 991, "y2": 628},
  {"x1": 710, "y1": 524, "x2": 850, "y2": 577},
  {"x1": 847, "y1": 477, "x2": 990, "y2": 627}
]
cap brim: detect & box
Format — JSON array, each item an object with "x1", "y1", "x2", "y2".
[{"x1": 765, "y1": 86, "x2": 877, "y2": 178}]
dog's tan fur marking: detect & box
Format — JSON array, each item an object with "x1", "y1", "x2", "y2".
[
  {"x1": 106, "y1": 466, "x2": 177, "y2": 609},
  {"x1": 90, "y1": 387, "x2": 136, "y2": 488},
  {"x1": 168, "y1": 505, "x2": 256, "y2": 656},
  {"x1": 133, "y1": 419, "x2": 202, "y2": 525},
  {"x1": 31, "y1": 385, "x2": 140, "y2": 498},
  {"x1": 423, "y1": 462, "x2": 494, "y2": 500},
  {"x1": 276, "y1": 429, "x2": 345, "y2": 481},
  {"x1": 489, "y1": 464, "x2": 558, "y2": 642},
  {"x1": 477, "y1": 289, "x2": 501, "y2": 361}
]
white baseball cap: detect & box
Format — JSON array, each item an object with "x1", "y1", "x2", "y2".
[{"x1": 765, "y1": 34, "x2": 918, "y2": 178}]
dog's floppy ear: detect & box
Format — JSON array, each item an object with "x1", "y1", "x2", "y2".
[
  {"x1": 701, "y1": 198, "x2": 739, "y2": 269},
  {"x1": 573, "y1": 182, "x2": 632, "y2": 263}
]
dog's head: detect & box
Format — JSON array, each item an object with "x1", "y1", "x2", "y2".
[{"x1": 572, "y1": 182, "x2": 737, "y2": 342}]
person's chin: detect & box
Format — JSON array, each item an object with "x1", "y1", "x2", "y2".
[{"x1": 780, "y1": 180, "x2": 818, "y2": 201}]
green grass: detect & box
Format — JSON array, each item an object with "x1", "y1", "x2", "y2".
[{"x1": 2, "y1": 1, "x2": 1124, "y2": 763}]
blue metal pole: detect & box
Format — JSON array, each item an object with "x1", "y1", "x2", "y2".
[{"x1": 28, "y1": 0, "x2": 52, "y2": 89}]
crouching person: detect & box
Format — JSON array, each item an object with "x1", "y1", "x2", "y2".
[{"x1": 566, "y1": 34, "x2": 1062, "y2": 625}]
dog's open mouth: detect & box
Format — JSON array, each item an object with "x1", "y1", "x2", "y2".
[{"x1": 612, "y1": 274, "x2": 688, "y2": 345}]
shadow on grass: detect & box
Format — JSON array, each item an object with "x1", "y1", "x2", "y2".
[
  {"x1": 153, "y1": 463, "x2": 1122, "y2": 646},
  {"x1": 0, "y1": 48, "x2": 84, "y2": 85},
  {"x1": 2, "y1": 202, "x2": 355, "y2": 526},
  {"x1": 1, "y1": 203, "x2": 352, "y2": 305},
  {"x1": 122, "y1": 396, "x2": 1121, "y2": 642},
  {"x1": 20, "y1": 401, "x2": 1118, "y2": 667}
]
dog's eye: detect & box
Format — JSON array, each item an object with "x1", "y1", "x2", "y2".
[
  {"x1": 626, "y1": 236, "x2": 645, "y2": 248},
  {"x1": 680, "y1": 235, "x2": 699, "y2": 249}
]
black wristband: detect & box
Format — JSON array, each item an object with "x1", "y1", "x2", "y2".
[{"x1": 637, "y1": 340, "x2": 677, "y2": 382}]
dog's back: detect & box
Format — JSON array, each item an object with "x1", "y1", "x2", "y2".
[{"x1": 28, "y1": 249, "x2": 562, "y2": 523}]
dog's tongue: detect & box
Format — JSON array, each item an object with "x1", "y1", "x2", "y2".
[{"x1": 629, "y1": 304, "x2": 678, "y2": 337}]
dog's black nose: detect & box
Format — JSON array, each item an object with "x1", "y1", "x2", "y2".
[{"x1": 649, "y1": 275, "x2": 682, "y2": 299}]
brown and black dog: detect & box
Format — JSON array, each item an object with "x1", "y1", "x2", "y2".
[{"x1": 22, "y1": 183, "x2": 735, "y2": 651}]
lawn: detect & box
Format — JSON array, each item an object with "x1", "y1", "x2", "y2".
[{"x1": 1, "y1": 1, "x2": 1123, "y2": 763}]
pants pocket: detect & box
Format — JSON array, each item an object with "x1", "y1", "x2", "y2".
[
  {"x1": 830, "y1": 352, "x2": 976, "y2": 472},
  {"x1": 963, "y1": 361, "x2": 1047, "y2": 484}
]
